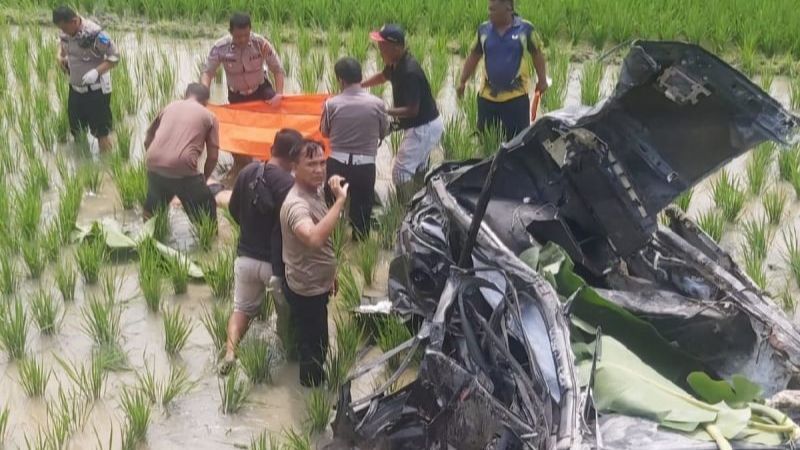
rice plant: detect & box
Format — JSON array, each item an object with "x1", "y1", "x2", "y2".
[
  {"x1": 541, "y1": 47, "x2": 569, "y2": 112},
  {"x1": 337, "y1": 265, "x2": 362, "y2": 313},
  {"x1": 355, "y1": 236, "x2": 379, "y2": 286},
  {"x1": 95, "y1": 343, "x2": 128, "y2": 372},
  {"x1": 389, "y1": 130, "x2": 403, "y2": 157},
  {"x1": 161, "y1": 363, "x2": 194, "y2": 408},
  {"x1": 80, "y1": 293, "x2": 122, "y2": 347},
  {"x1": 779, "y1": 286, "x2": 797, "y2": 314},
  {"x1": 331, "y1": 218, "x2": 348, "y2": 262},
  {"x1": 711, "y1": 170, "x2": 746, "y2": 222},
  {"x1": 376, "y1": 316, "x2": 413, "y2": 370},
  {"x1": 21, "y1": 239, "x2": 46, "y2": 279},
  {"x1": 18, "y1": 356, "x2": 50, "y2": 398},
  {"x1": 191, "y1": 211, "x2": 218, "y2": 252},
  {"x1": 75, "y1": 237, "x2": 107, "y2": 285},
  {"x1": 790, "y1": 165, "x2": 800, "y2": 199},
  {"x1": 218, "y1": 366, "x2": 250, "y2": 414},
  {"x1": 783, "y1": 228, "x2": 800, "y2": 289},
  {"x1": 201, "y1": 301, "x2": 231, "y2": 351},
  {"x1": 112, "y1": 161, "x2": 148, "y2": 210},
  {"x1": 138, "y1": 240, "x2": 163, "y2": 312},
  {"x1": 238, "y1": 335, "x2": 274, "y2": 384},
  {"x1": 57, "y1": 180, "x2": 84, "y2": 240},
  {"x1": 135, "y1": 361, "x2": 160, "y2": 404},
  {"x1": 791, "y1": 73, "x2": 800, "y2": 111},
  {"x1": 0, "y1": 256, "x2": 18, "y2": 296},
  {"x1": 0, "y1": 298, "x2": 28, "y2": 360},
  {"x1": 30, "y1": 288, "x2": 61, "y2": 335},
  {"x1": 741, "y1": 216, "x2": 773, "y2": 261},
  {"x1": 740, "y1": 245, "x2": 768, "y2": 290},
  {"x1": 282, "y1": 428, "x2": 311, "y2": 450},
  {"x1": 55, "y1": 259, "x2": 77, "y2": 302},
  {"x1": 441, "y1": 117, "x2": 475, "y2": 161},
  {"x1": 778, "y1": 146, "x2": 799, "y2": 183},
  {"x1": 377, "y1": 191, "x2": 406, "y2": 250},
  {"x1": 162, "y1": 305, "x2": 193, "y2": 355},
  {"x1": 27, "y1": 158, "x2": 50, "y2": 191},
  {"x1": 759, "y1": 69, "x2": 775, "y2": 93},
  {"x1": 55, "y1": 353, "x2": 107, "y2": 401},
  {"x1": 152, "y1": 206, "x2": 171, "y2": 242},
  {"x1": 580, "y1": 60, "x2": 603, "y2": 106},
  {"x1": 167, "y1": 254, "x2": 191, "y2": 295},
  {"x1": 746, "y1": 146, "x2": 772, "y2": 195},
  {"x1": 119, "y1": 387, "x2": 151, "y2": 447},
  {"x1": 426, "y1": 51, "x2": 449, "y2": 98},
  {"x1": 479, "y1": 121, "x2": 505, "y2": 156},
  {"x1": 298, "y1": 54, "x2": 324, "y2": 94},
  {"x1": 763, "y1": 187, "x2": 789, "y2": 226},
  {"x1": 334, "y1": 315, "x2": 363, "y2": 369},
  {"x1": 672, "y1": 189, "x2": 693, "y2": 213},
  {"x1": 249, "y1": 430, "x2": 280, "y2": 450},
  {"x1": 202, "y1": 248, "x2": 235, "y2": 300},
  {"x1": 696, "y1": 209, "x2": 726, "y2": 242},
  {"x1": 305, "y1": 388, "x2": 332, "y2": 434},
  {"x1": 115, "y1": 122, "x2": 133, "y2": 161},
  {"x1": 15, "y1": 186, "x2": 42, "y2": 241},
  {"x1": 0, "y1": 407, "x2": 8, "y2": 443},
  {"x1": 41, "y1": 221, "x2": 63, "y2": 263},
  {"x1": 79, "y1": 163, "x2": 103, "y2": 194},
  {"x1": 459, "y1": 84, "x2": 479, "y2": 128}
]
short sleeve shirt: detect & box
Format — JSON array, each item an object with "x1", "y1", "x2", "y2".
[
  {"x1": 204, "y1": 33, "x2": 284, "y2": 94},
  {"x1": 59, "y1": 17, "x2": 119, "y2": 86},
  {"x1": 382, "y1": 52, "x2": 439, "y2": 129},
  {"x1": 280, "y1": 186, "x2": 336, "y2": 296},
  {"x1": 473, "y1": 16, "x2": 543, "y2": 102}
]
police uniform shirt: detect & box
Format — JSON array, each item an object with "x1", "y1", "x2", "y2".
[
  {"x1": 59, "y1": 17, "x2": 119, "y2": 87},
  {"x1": 204, "y1": 33, "x2": 284, "y2": 94}
]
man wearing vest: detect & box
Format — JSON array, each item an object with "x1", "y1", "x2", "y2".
[
  {"x1": 457, "y1": 0, "x2": 548, "y2": 141},
  {"x1": 201, "y1": 12, "x2": 286, "y2": 178}
]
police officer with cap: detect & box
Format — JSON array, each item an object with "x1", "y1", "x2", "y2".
[
  {"x1": 53, "y1": 5, "x2": 120, "y2": 153},
  {"x1": 201, "y1": 12, "x2": 286, "y2": 178}
]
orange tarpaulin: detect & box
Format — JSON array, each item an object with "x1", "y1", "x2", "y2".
[{"x1": 208, "y1": 94, "x2": 330, "y2": 160}]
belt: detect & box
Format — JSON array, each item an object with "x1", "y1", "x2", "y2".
[
  {"x1": 70, "y1": 83, "x2": 103, "y2": 93},
  {"x1": 329, "y1": 151, "x2": 376, "y2": 166},
  {"x1": 230, "y1": 85, "x2": 259, "y2": 96}
]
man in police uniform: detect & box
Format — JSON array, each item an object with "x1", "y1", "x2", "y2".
[
  {"x1": 201, "y1": 12, "x2": 286, "y2": 177},
  {"x1": 457, "y1": 0, "x2": 548, "y2": 141},
  {"x1": 53, "y1": 5, "x2": 119, "y2": 153}
]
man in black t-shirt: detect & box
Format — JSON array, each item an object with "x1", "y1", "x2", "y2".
[
  {"x1": 362, "y1": 24, "x2": 444, "y2": 194},
  {"x1": 219, "y1": 128, "x2": 302, "y2": 375}
]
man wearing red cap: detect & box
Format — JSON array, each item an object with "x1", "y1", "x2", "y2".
[{"x1": 362, "y1": 24, "x2": 443, "y2": 196}]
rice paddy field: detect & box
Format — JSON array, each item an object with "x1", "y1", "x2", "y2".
[{"x1": 0, "y1": 3, "x2": 798, "y2": 450}]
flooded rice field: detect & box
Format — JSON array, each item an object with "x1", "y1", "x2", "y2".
[{"x1": 0, "y1": 21, "x2": 798, "y2": 450}]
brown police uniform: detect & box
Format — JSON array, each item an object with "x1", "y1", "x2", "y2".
[{"x1": 203, "y1": 33, "x2": 284, "y2": 103}]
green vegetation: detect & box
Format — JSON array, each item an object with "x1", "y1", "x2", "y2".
[
  {"x1": 762, "y1": 188, "x2": 789, "y2": 226},
  {"x1": 201, "y1": 301, "x2": 230, "y2": 351},
  {"x1": 580, "y1": 60, "x2": 604, "y2": 106},
  {"x1": 746, "y1": 144, "x2": 772, "y2": 195},
  {"x1": 162, "y1": 305, "x2": 193, "y2": 355},
  {"x1": 305, "y1": 388, "x2": 332, "y2": 434},
  {"x1": 783, "y1": 228, "x2": 800, "y2": 289},
  {"x1": 30, "y1": 288, "x2": 61, "y2": 335},
  {"x1": 673, "y1": 189, "x2": 693, "y2": 213},
  {"x1": 18, "y1": 357, "x2": 50, "y2": 397},
  {"x1": 541, "y1": 47, "x2": 569, "y2": 112},
  {"x1": 81, "y1": 294, "x2": 122, "y2": 348},
  {"x1": 119, "y1": 387, "x2": 152, "y2": 448},
  {"x1": 711, "y1": 170, "x2": 746, "y2": 222},
  {"x1": 21, "y1": 239, "x2": 45, "y2": 279},
  {"x1": 740, "y1": 216, "x2": 772, "y2": 262},
  {"x1": 355, "y1": 237, "x2": 379, "y2": 286},
  {"x1": 219, "y1": 366, "x2": 250, "y2": 414},
  {"x1": 138, "y1": 238, "x2": 164, "y2": 312},
  {"x1": 202, "y1": 248, "x2": 235, "y2": 300},
  {"x1": 111, "y1": 160, "x2": 148, "y2": 210},
  {"x1": 0, "y1": 298, "x2": 28, "y2": 360},
  {"x1": 56, "y1": 353, "x2": 107, "y2": 401},
  {"x1": 161, "y1": 363, "x2": 194, "y2": 408},
  {"x1": 0, "y1": 258, "x2": 18, "y2": 296},
  {"x1": 75, "y1": 237, "x2": 108, "y2": 284},
  {"x1": 282, "y1": 428, "x2": 311, "y2": 450},
  {"x1": 191, "y1": 211, "x2": 218, "y2": 252},
  {"x1": 376, "y1": 316, "x2": 413, "y2": 372},
  {"x1": 238, "y1": 335, "x2": 274, "y2": 384},
  {"x1": 167, "y1": 254, "x2": 191, "y2": 295},
  {"x1": 777, "y1": 146, "x2": 799, "y2": 184},
  {"x1": 696, "y1": 209, "x2": 726, "y2": 243}
]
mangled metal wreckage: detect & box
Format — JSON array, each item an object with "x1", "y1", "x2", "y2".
[{"x1": 330, "y1": 41, "x2": 800, "y2": 449}]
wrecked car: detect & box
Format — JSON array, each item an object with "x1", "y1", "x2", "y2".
[{"x1": 330, "y1": 41, "x2": 800, "y2": 449}]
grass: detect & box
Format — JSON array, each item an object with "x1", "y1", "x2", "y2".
[
  {"x1": 0, "y1": 407, "x2": 8, "y2": 443},
  {"x1": 282, "y1": 428, "x2": 311, "y2": 450},
  {"x1": 791, "y1": 73, "x2": 800, "y2": 110},
  {"x1": 325, "y1": 316, "x2": 363, "y2": 391},
  {"x1": 377, "y1": 191, "x2": 406, "y2": 250},
  {"x1": 0, "y1": 258, "x2": 18, "y2": 295},
  {"x1": 21, "y1": 239, "x2": 46, "y2": 279},
  {"x1": 696, "y1": 209, "x2": 726, "y2": 242},
  {"x1": 30, "y1": 289, "x2": 61, "y2": 335},
  {"x1": 238, "y1": 335, "x2": 274, "y2": 384},
  {"x1": 777, "y1": 146, "x2": 799, "y2": 183},
  {"x1": 201, "y1": 301, "x2": 231, "y2": 351},
  {"x1": 763, "y1": 187, "x2": 789, "y2": 226},
  {"x1": 580, "y1": 60, "x2": 603, "y2": 105},
  {"x1": 459, "y1": 84, "x2": 479, "y2": 129},
  {"x1": 441, "y1": 117, "x2": 475, "y2": 161},
  {"x1": 15, "y1": 186, "x2": 42, "y2": 241},
  {"x1": 376, "y1": 316, "x2": 413, "y2": 372},
  {"x1": 790, "y1": 164, "x2": 800, "y2": 199},
  {"x1": 337, "y1": 265, "x2": 363, "y2": 314},
  {"x1": 81, "y1": 293, "x2": 122, "y2": 348},
  {"x1": 57, "y1": 180, "x2": 84, "y2": 240},
  {"x1": 163, "y1": 305, "x2": 193, "y2": 355},
  {"x1": 0, "y1": 298, "x2": 28, "y2": 360},
  {"x1": 55, "y1": 259, "x2": 77, "y2": 302},
  {"x1": 135, "y1": 361, "x2": 160, "y2": 404},
  {"x1": 741, "y1": 245, "x2": 768, "y2": 290},
  {"x1": 249, "y1": 430, "x2": 280, "y2": 450},
  {"x1": 741, "y1": 216, "x2": 773, "y2": 261},
  {"x1": 759, "y1": 69, "x2": 775, "y2": 92},
  {"x1": 167, "y1": 254, "x2": 191, "y2": 295},
  {"x1": 673, "y1": 189, "x2": 693, "y2": 213},
  {"x1": 111, "y1": 161, "x2": 148, "y2": 210},
  {"x1": 42, "y1": 222, "x2": 63, "y2": 263},
  {"x1": 202, "y1": 248, "x2": 235, "y2": 300},
  {"x1": 152, "y1": 206, "x2": 171, "y2": 242},
  {"x1": 191, "y1": 211, "x2": 218, "y2": 252},
  {"x1": 119, "y1": 387, "x2": 152, "y2": 448},
  {"x1": 219, "y1": 366, "x2": 250, "y2": 414},
  {"x1": 55, "y1": 353, "x2": 107, "y2": 401},
  {"x1": 115, "y1": 122, "x2": 133, "y2": 160},
  {"x1": 331, "y1": 218, "x2": 348, "y2": 263},
  {"x1": 298, "y1": 54, "x2": 324, "y2": 93},
  {"x1": 79, "y1": 163, "x2": 103, "y2": 194},
  {"x1": 783, "y1": 228, "x2": 800, "y2": 289},
  {"x1": 479, "y1": 121, "x2": 505, "y2": 156},
  {"x1": 711, "y1": 170, "x2": 746, "y2": 222},
  {"x1": 542, "y1": 46, "x2": 569, "y2": 112},
  {"x1": 75, "y1": 237, "x2": 108, "y2": 284},
  {"x1": 355, "y1": 236, "x2": 379, "y2": 287},
  {"x1": 746, "y1": 145, "x2": 773, "y2": 195},
  {"x1": 161, "y1": 363, "x2": 194, "y2": 408},
  {"x1": 305, "y1": 388, "x2": 333, "y2": 434},
  {"x1": 18, "y1": 357, "x2": 51, "y2": 397},
  {"x1": 779, "y1": 285, "x2": 797, "y2": 314},
  {"x1": 27, "y1": 158, "x2": 50, "y2": 191}
]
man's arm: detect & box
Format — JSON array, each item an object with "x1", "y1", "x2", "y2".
[
  {"x1": 228, "y1": 175, "x2": 244, "y2": 224},
  {"x1": 457, "y1": 29, "x2": 484, "y2": 98},
  {"x1": 203, "y1": 117, "x2": 220, "y2": 180},
  {"x1": 57, "y1": 39, "x2": 69, "y2": 73},
  {"x1": 361, "y1": 72, "x2": 387, "y2": 88},
  {"x1": 388, "y1": 74, "x2": 420, "y2": 118},
  {"x1": 528, "y1": 28, "x2": 548, "y2": 93},
  {"x1": 200, "y1": 46, "x2": 221, "y2": 88},
  {"x1": 262, "y1": 40, "x2": 285, "y2": 94},
  {"x1": 319, "y1": 100, "x2": 332, "y2": 138},
  {"x1": 291, "y1": 176, "x2": 348, "y2": 250},
  {"x1": 143, "y1": 113, "x2": 163, "y2": 150}
]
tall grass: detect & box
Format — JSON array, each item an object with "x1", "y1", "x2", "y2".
[
  {"x1": 75, "y1": 237, "x2": 108, "y2": 284},
  {"x1": 0, "y1": 298, "x2": 28, "y2": 360},
  {"x1": 746, "y1": 144, "x2": 773, "y2": 195},
  {"x1": 238, "y1": 335, "x2": 274, "y2": 384},
  {"x1": 138, "y1": 239, "x2": 164, "y2": 312},
  {"x1": 18, "y1": 357, "x2": 50, "y2": 397},
  {"x1": 22, "y1": 239, "x2": 46, "y2": 279},
  {"x1": 55, "y1": 260, "x2": 77, "y2": 303},
  {"x1": 201, "y1": 301, "x2": 231, "y2": 351},
  {"x1": 119, "y1": 387, "x2": 151, "y2": 448},
  {"x1": 763, "y1": 187, "x2": 789, "y2": 226},
  {"x1": 81, "y1": 294, "x2": 122, "y2": 348},
  {"x1": 376, "y1": 316, "x2": 413, "y2": 372},
  {"x1": 711, "y1": 170, "x2": 746, "y2": 222},
  {"x1": 777, "y1": 146, "x2": 799, "y2": 183},
  {"x1": 580, "y1": 61, "x2": 603, "y2": 106},
  {"x1": 111, "y1": 161, "x2": 148, "y2": 210},
  {"x1": 355, "y1": 236, "x2": 379, "y2": 286},
  {"x1": 167, "y1": 254, "x2": 191, "y2": 295},
  {"x1": 202, "y1": 248, "x2": 235, "y2": 300},
  {"x1": 305, "y1": 388, "x2": 332, "y2": 434},
  {"x1": 541, "y1": 47, "x2": 569, "y2": 112},
  {"x1": 696, "y1": 209, "x2": 726, "y2": 242},
  {"x1": 30, "y1": 289, "x2": 61, "y2": 335},
  {"x1": 219, "y1": 366, "x2": 250, "y2": 414},
  {"x1": 441, "y1": 117, "x2": 475, "y2": 161},
  {"x1": 0, "y1": 258, "x2": 18, "y2": 296},
  {"x1": 162, "y1": 305, "x2": 193, "y2": 355}
]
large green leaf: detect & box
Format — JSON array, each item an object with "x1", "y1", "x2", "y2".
[{"x1": 687, "y1": 373, "x2": 763, "y2": 407}]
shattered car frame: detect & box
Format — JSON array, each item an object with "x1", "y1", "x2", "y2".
[{"x1": 330, "y1": 41, "x2": 800, "y2": 449}]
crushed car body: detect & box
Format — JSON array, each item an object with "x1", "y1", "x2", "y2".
[{"x1": 328, "y1": 41, "x2": 800, "y2": 450}]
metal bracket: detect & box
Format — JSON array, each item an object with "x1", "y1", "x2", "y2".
[{"x1": 657, "y1": 66, "x2": 711, "y2": 105}]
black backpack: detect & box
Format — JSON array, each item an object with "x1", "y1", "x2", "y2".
[{"x1": 247, "y1": 163, "x2": 276, "y2": 215}]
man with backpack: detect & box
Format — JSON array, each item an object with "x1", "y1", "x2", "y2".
[{"x1": 219, "y1": 128, "x2": 302, "y2": 374}]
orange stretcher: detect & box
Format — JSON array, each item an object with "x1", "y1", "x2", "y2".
[{"x1": 208, "y1": 94, "x2": 331, "y2": 160}]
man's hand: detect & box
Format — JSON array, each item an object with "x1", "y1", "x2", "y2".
[
  {"x1": 535, "y1": 77, "x2": 550, "y2": 94},
  {"x1": 328, "y1": 175, "x2": 349, "y2": 202},
  {"x1": 82, "y1": 68, "x2": 99, "y2": 85},
  {"x1": 456, "y1": 82, "x2": 466, "y2": 99},
  {"x1": 267, "y1": 94, "x2": 283, "y2": 106},
  {"x1": 58, "y1": 57, "x2": 69, "y2": 74}
]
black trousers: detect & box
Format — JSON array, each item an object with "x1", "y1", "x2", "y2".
[
  {"x1": 144, "y1": 171, "x2": 216, "y2": 223},
  {"x1": 477, "y1": 94, "x2": 530, "y2": 141},
  {"x1": 283, "y1": 281, "x2": 330, "y2": 387},
  {"x1": 326, "y1": 158, "x2": 376, "y2": 238},
  {"x1": 227, "y1": 80, "x2": 276, "y2": 104},
  {"x1": 68, "y1": 87, "x2": 112, "y2": 138}
]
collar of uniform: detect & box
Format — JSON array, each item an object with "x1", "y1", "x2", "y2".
[
  {"x1": 230, "y1": 33, "x2": 255, "y2": 50},
  {"x1": 489, "y1": 15, "x2": 523, "y2": 34},
  {"x1": 341, "y1": 85, "x2": 363, "y2": 95}
]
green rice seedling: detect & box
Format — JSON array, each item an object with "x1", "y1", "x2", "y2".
[
  {"x1": 94, "y1": 343, "x2": 128, "y2": 372},
  {"x1": 135, "y1": 361, "x2": 160, "y2": 404},
  {"x1": 790, "y1": 165, "x2": 800, "y2": 199},
  {"x1": 18, "y1": 356, "x2": 50, "y2": 397},
  {"x1": 221, "y1": 208, "x2": 240, "y2": 244},
  {"x1": 334, "y1": 315, "x2": 363, "y2": 369},
  {"x1": 298, "y1": 54, "x2": 324, "y2": 94},
  {"x1": 81, "y1": 293, "x2": 121, "y2": 347},
  {"x1": 673, "y1": 189, "x2": 693, "y2": 213},
  {"x1": 54, "y1": 259, "x2": 77, "y2": 302},
  {"x1": 790, "y1": 73, "x2": 800, "y2": 111},
  {"x1": 57, "y1": 180, "x2": 84, "y2": 241},
  {"x1": 459, "y1": 84, "x2": 479, "y2": 129},
  {"x1": 783, "y1": 228, "x2": 800, "y2": 289},
  {"x1": 259, "y1": 289, "x2": 275, "y2": 322},
  {"x1": 119, "y1": 387, "x2": 151, "y2": 447},
  {"x1": 542, "y1": 47, "x2": 569, "y2": 112},
  {"x1": 41, "y1": 221, "x2": 63, "y2": 263},
  {"x1": 202, "y1": 249, "x2": 234, "y2": 300},
  {"x1": 112, "y1": 161, "x2": 148, "y2": 210},
  {"x1": 389, "y1": 130, "x2": 403, "y2": 157},
  {"x1": 15, "y1": 187, "x2": 42, "y2": 241},
  {"x1": 0, "y1": 406, "x2": 8, "y2": 443},
  {"x1": 191, "y1": 211, "x2": 218, "y2": 252},
  {"x1": 763, "y1": 187, "x2": 789, "y2": 226},
  {"x1": 249, "y1": 430, "x2": 280, "y2": 450},
  {"x1": 35, "y1": 42, "x2": 55, "y2": 84},
  {"x1": 49, "y1": 384, "x2": 93, "y2": 434},
  {"x1": 377, "y1": 192, "x2": 406, "y2": 250},
  {"x1": 282, "y1": 428, "x2": 311, "y2": 450},
  {"x1": 218, "y1": 366, "x2": 250, "y2": 414},
  {"x1": 746, "y1": 147, "x2": 772, "y2": 196},
  {"x1": 297, "y1": 27, "x2": 312, "y2": 61},
  {"x1": 376, "y1": 316, "x2": 412, "y2": 372},
  {"x1": 711, "y1": 170, "x2": 746, "y2": 222},
  {"x1": 696, "y1": 209, "x2": 726, "y2": 242},
  {"x1": 741, "y1": 245, "x2": 768, "y2": 290},
  {"x1": 75, "y1": 237, "x2": 108, "y2": 284},
  {"x1": 30, "y1": 288, "x2": 61, "y2": 335},
  {"x1": 580, "y1": 60, "x2": 603, "y2": 106},
  {"x1": 21, "y1": 239, "x2": 46, "y2": 279},
  {"x1": 166, "y1": 254, "x2": 191, "y2": 295},
  {"x1": 238, "y1": 335, "x2": 274, "y2": 384},
  {"x1": 162, "y1": 305, "x2": 193, "y2": 355},
  {"x1": 479, "y1": 121, "x2": 505, "y2": 156},
  {"x1": 759, "y1": 69, "x2": 775, "y2": 93},
  {"x1": 16, "y1": 108, "x2": 37, "y2": 159},
  {"x1": 778, "y1": 146, "x2": 800, "y2": 183},
  {"x1": 137, "y1": 238, "x2": 163, "y2": 312},
  {"x1": 354, "y1": 236, "x2": 379, "y2": 286},
  {"x1": 201, "y1": 301, "x2": 230, "y2": 351},
  {"x1": 55, "y1": 110, "x2": 70, "y2": 143},
  {"x1": 26, "y1": 158, "x2": 50, "y2": 192},
  {"x1": 345, "y1": 28, "x2": 369, "y2": 64},
  {"x1": 79, "y1": 163, "x2": 103, "y2": 194},
  {"x1": 152, "y1": 205, "x2": 170, "y2": 242},
  {"x1": 337, "y1": 265, "x2": 362, "y2": 313},
  {"x1": 441, "y1": 117, "x2": 475, "y2": 161},
  {"x1": 55, "y1": 353, "x2": 107, "y2": 401},
  {"x1": 0, "y1": 298, "x2": 28, "y2": 360},
  {"x1": 161, "y1": 363, "x2": 194, "y2": 408},
  {"x1": 331, "y1": 218, "x2": 348, "y2": 262},
  {"x1": 0, "y1": 258, "x2": 18, "y2": 295},
  {"x1": 305, "y1": 388, "x2": 332, "y2": 434},
  {"x1": 115, "y1": 123, "x2": 132, "y2": 160},
  {"x1": 741, "y1": 216, "x2": 773, "y2": 261},
  {"x1": 779, "y1": 286, "x2": 797, "y2": 314},
  {"x1": 323, "y1": 351, "x2": 348, "y2": 393},
  {"x1": 426, "y1": 51, "x2": 449, "y2": 98}
]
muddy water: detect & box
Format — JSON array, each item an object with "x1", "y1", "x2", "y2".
[{"x1": 1, "y1": 23, "x2": 798, "y2": 449}]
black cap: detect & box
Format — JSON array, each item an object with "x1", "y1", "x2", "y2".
[{"x1": 370, "y1": 24, "x2": 405, "y2": 45}]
